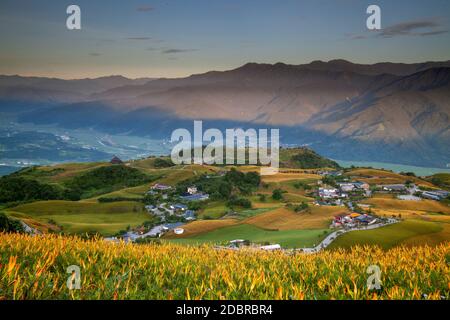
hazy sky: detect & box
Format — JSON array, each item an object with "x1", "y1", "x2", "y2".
[{"x1": 1, "y1": 0, "x2": 449, "y2": 79}]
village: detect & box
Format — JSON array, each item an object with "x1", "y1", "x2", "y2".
[
  {"x1": 105, "y1": 165, "x2": 449, "y2": 250},
  {"x1": 105, "y1": 182, "x2": 210, "y2": 242}
]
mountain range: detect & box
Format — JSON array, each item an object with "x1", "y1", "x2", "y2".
[{"x1": 1, "y1": 59, "x2": 449, "y2": 168}]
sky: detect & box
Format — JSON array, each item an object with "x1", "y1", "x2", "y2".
[{"x1": 0, "y1": 0, "x2": 449, "y2": 79}]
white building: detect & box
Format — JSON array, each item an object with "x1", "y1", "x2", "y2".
[{"x1": 187, "y1": 186, "x2": 198, "y2": 195}]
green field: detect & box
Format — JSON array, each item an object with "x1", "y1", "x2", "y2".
[
  {"x1": 231, "y1": 207, "x2": 278, "y2": 219},
  {"x1": 169, "y1": 223, "x2": 330, "y2": 248},
  {"x1": 328, "y1": 220, "x2": 443, "y2": 250},
  {"x1": 7, "y1": 200, "x2": 150, "y2": 236}
]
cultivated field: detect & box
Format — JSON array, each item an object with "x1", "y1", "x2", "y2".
[
  {"x1": 6, "y1": 201, "x2": 148, "y2": 236},
  {"x1": 0, "y1": 233, "x2": 448, "y2": 300},
  {"x1": 328, "y1": 220, "x2": 444, "y2": 249}
]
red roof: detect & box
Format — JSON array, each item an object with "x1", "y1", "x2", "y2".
[{"x1": 110, "y1": 156, "x2": 123, "y2": 164}]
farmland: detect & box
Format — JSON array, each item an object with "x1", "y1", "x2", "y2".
[
  {"x1": 170, "y1": 224, "x2": 330, "y2": 248},
  {"x1": 6, "y1": 201, "x2": 149, "y2": 236},
  {"x1": 1, "y1": 149, "x2": 449, "y2": 251},
  {"x1": 328, "y1": 220, "x2": 443, "y2": 250},
  {"x1": 0, "y1": 233, "x2": 448, "y2": 300}
]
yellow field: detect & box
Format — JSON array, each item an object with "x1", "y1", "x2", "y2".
[
  {"x1": 244, "y1": 206, "x2": 350, "y2": 230},
  {"x1": 1, "y1": 233, "x2": 448, "y2": 300},
  {"x1": 261, "y1": 172, "x2": 321, "y2": 183},
  {"x1": 363, "y1": 198, "x2": 450, "y2": 214},
  {"x1": 164, "y1": 219, "x2": 239, "y2": 238},
  {"x1": 345, "y1": 168, "x2": 435, "y2": 187}
]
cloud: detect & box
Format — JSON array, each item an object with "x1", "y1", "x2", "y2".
[
  {"x1": 126, "y1": 37, "x2": 152, "y2": 41},
  {"x1": 347, "y1": 33, "x2": 368, "y2": 40},
  {"x1": 348, "y1": 18, "x2": 448, "y2": 40},
  {"x1": 161, "y1": 48, "x2": 197, "y2": 54},
  {"x1": 379, "y1": 19, "x2": 448, "y2": 38},
  {"x1": 137, "y1": 5, "x2": 154, "y2": 12}
]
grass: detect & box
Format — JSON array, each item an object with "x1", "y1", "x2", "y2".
[
  {"x1": 197, "y1": 201, "x2": 229, "y2": 219},
  {"x1": 231, "y1": 207, "x2": 278, "y2": 219},
  {"x1": 328, "y1": 220, "x2": 443, "y2": 250},
  {"x1": 6, "y1": 201, "x2": 149, "y2": 236},
  {"x1": 169, "y1": 223, "x2": 330, "y2": 248},
  {"x1": 16, "y1": 162, "x2": 109, "y2": 184}
]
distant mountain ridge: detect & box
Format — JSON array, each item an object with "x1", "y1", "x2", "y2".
[{"x1": 1, "y1": 59, "x2": 450, "y2": 168}]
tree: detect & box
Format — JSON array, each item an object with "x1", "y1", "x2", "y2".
[
  {"x1": 294, "y1": 202, "x2": 309, "y2": 212},
  {"x1": 0, "y1": 213, "x2": 24, "y2": 233},
  {"x1": 272, "y1": 189, "x2": 284, "y2": 201}
]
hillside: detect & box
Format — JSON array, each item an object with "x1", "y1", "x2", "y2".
[
  {"x1": 279, "y1": 147, "x2": 340, "y2": 169},
  {"x1": 0, "y1": 233, "x2": 448, "y2": 300},
  {"x1": 0, "y1": 163, "x2": 160, "y2": 203},
  {"x1": 1, "y1": 150, "x2": 449, "y2": 248}
]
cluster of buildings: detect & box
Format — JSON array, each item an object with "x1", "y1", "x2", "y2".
[
  {"x1": 317, "y1": 181, "x2": 371, "y2": 205},
  {"x1": 143, "y1": 183, "x2": 212, "y2": 223},
  {"x1": 180, "y1": 185, "x2": 210, "y2": 201},
  {"x1": 376, "y1": 184, "x2": 408, "y2": 192},
  {"x1": 419, "y1": 190, "x2": 449, "y2": 201},
  {"x1": 145, "y1": 202, "x2": 196, "y2": 222},
  {"x1": 332, "y1": 213, "x2": 377, "y2": 229},
  {"x1": 375, "y1": 183, "x2": 449, "y2": 202},
  {"x1": 226, "y1": 240, "x2": 282, "y2": 251},
  {"x1": 317, "y1": 170, "x2": 343, "y2": 177}
]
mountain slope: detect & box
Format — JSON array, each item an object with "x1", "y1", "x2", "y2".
[{"x1": 2, "y1": 60, "x2": 450, "y2": 168}]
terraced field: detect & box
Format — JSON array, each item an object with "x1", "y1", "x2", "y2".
[
  {"x1": 328, "y1": 220, "x2": 443, "y2": 249},
  {"x1": 6, "y1": 200, "x2": 149, "y2": 236},
  {"x1": 2, "y1": 153, "x2": 449, "y2": 250},
  {"x1": 169, "y1": 223, "x2": 330, "y2": 248},
  {"x1": 363, "y1": 198, "x2": 450, "y2": 214},
  {"x1": 345, "y1": 168, "x2": 436, "y2": 187}
]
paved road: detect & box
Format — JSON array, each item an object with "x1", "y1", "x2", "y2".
[{"x1": 299, "y1": 220, "x2": 398, "y2": 253}]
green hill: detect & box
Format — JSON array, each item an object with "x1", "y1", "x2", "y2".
[
  {"x1": 280, "y1": 147, "x2": 340, "y2": 169},
  {"x1": 0, "y1": 164, "x2": 159, "y2": 204}
]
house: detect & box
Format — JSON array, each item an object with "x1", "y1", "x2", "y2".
[
  {"x1": 134, "y1": 226, "x2": 146, "y2": 235},
  {"x1": 260, "y1": 244, "x2": 282, "y2": 251},
  {"x1": 421, "y1": 191, "x2": 442, "y2": 201},
  {"x1": 144, "y1": 205, "x2": 155, "y2": 212},
  {"x1": 180, "y1": 193, "x2": 210, "y2": 201},
  {"x1": 151, "y1": 183, "x2": 172, "y2": 191},
  {"x1": 318, "y1": 188, "x2": 340, "y2": 199},
  {"x1": 110, "y1": 156, "x2": 123, "y2": 165},
  {"x1": 162, "y1": 222, "x2": 185, "y2": 231},
  {"x1": 353, "y1": 182, "x2": 370, "y2": 190},
  {"x1": 421, "y1": 190, "x2": 449, "y2": 201},
  {"x1": 332, "y1": 213, "x2": 348, "y2": 227},
  {"x1": 174, "y1": 228, "x2": 184, "y2": 235},
  {"x1": 318, "y1": 170, "x2": 343, "y2": 177},
  {"x1": 338, "y1": 183, "x2": 355, "y2": 192},
  {"x1": 187, "y1": 186, "x2": 198, "y2": 195},
  {"x1": 183, "y1": 210, "x2": 196, "y2": 221},
  {"x1": 170, "y1": 203, "x2": 188, "y2": 211},
  {"x1": 377, "y1": 184, "x2": 406, "y2": 192},
  {"x1": 338, "y1": 181, "x2": 370, "y2": 193}
]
